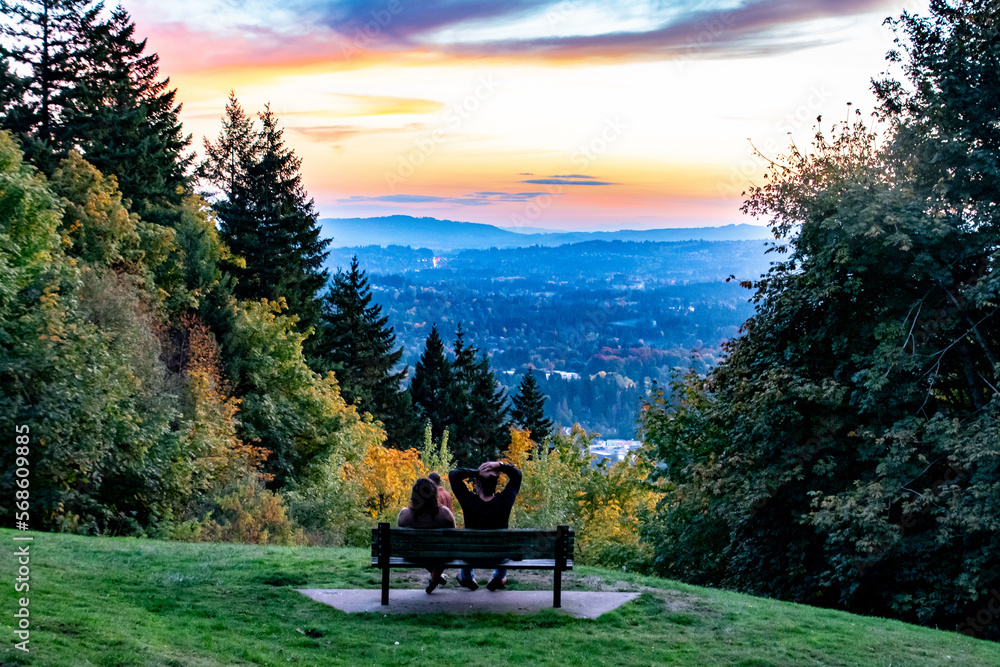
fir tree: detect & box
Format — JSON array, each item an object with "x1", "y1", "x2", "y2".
[
  {"x1": 449, "y1": 325, "x2": 508, "y2": 465},
  {"x1": 409, "y1": 324, "x2": 456, "y2": 444},
  {"x1": 511, "y1": 369, "x2": 553, "y2": 443},
  {"x1": 465, "y1": 353, "x2": 509, "y2": 463},
  {"x1": 202, "y1": 98, "x2": 330, "y2": 347},
  {"x1": 60, "y1": 7, "x2": 192, "y2": 222},
  {"x1": 317, "y1": 256, "x2": 418, "y2": 448},
  {"x1": 200, "y1": 91, "x2": 254, "y2": 202},
  {"x1": 0, "y1": 0, "x2": 103, "y2": 172}
]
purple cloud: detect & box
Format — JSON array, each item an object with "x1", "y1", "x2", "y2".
[
  {"x1": 315, "y1": 0, "x2": 897, "y2": 60},
  {"x1": 522, "y1": 178, "x2": 615, "y2": 186}
]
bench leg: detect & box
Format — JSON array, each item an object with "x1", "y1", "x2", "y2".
[
  {"x1": 378, "y1": 522, "x2": 391, "y2": 605},
  {"x1": 554, "y1": 568, "x2": 562, "y2": 608}
]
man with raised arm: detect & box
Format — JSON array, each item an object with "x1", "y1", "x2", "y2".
[{"x1": 448, "y1": 460, "x2": 523, "y2": 591}]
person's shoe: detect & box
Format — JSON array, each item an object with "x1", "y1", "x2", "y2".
[
  {"x1": 486, "y1": 576, "x2": 507, "y2": 591},
  {"x1": 457, "y1": 574, "x2": 479, "y2": 591},
  {"x1": 424, "y1": 573, "x2": 447, "y2": 594}
]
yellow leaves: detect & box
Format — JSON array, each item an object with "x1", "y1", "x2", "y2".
[
  {"x1": 356, "y1": 444, "x2": 427, "y2": 519},
  {"x1": 505, "y1": 427, "x2": 535, "y2": 469}
]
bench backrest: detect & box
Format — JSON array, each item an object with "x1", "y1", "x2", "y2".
[{"x1": 372, "y1": 525, "x2": 573, "y2": 563}]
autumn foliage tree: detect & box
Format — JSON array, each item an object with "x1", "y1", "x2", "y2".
[
  {"x1": 504, "y1": 425, "x2": 659, "y2": 569},
  {"x1": 355, "y1": 445, "x2": 427, "y2": 520}
]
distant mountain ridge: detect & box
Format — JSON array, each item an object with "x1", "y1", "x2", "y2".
[{"x1": 319, "y1": 215, "x2": 772, "y2": 251}]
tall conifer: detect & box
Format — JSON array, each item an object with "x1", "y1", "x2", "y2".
[
  {"x1": 317, "y1": 256, "x2": 417, "y2": 448},
  {"x1": 0, "y1": 0, "x2": 103, "y2": 171},
  {"x1": 410, "y1": 324, "x2": 456, "y2": 444},
  {"x1": 61, "y1": 7, "x2": 192, "y2": 222},
  {"x1": 511, "y1": 370, "x2": 553, "y2": 443},
  {"x1": 202, "y1": 98, "x2": 330, "y2": 347},
  {"x1": 449, "y1": 325, "x2": 509, "y2": 464}
]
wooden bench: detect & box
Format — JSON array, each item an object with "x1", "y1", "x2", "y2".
[{"x1": 371, "y1": 522, "x2": 574, "y2": 607}]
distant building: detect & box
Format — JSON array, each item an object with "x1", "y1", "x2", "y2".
[
  {"x1": 590, "y1": 439, "x2": 642, "y2": 465},
  {"x1": 501, "y1": 369, "x2": 581, "y2": 381},
  {"x1": 544, "y1": 370, "x2": 580, "y2": 381}
]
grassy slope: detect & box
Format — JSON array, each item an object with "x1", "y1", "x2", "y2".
[{"x1": 1, "y1": 529, "x2": 997, "y2": 667}]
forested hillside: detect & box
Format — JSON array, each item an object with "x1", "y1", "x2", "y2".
[{"x1": 319, "y1": 215, "x2": 772, "y2": 250}]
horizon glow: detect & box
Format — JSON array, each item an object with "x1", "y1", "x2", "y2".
[{"x1": 123, "y1": 0, "x2": 925, "y2": 231}]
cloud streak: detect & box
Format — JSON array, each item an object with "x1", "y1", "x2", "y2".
[
  {"x1": 318, "y1": 0, "x2": 897, "y2": 60},
  {"x1": 523, "y1": 177, "x2": 615, "y2": 186},
  {"x1": 289, "y1": 122, "x2": 428, "y2": 144},
  {"x1": 340, "y1": 190, "x2": 559, "y2": 206}
]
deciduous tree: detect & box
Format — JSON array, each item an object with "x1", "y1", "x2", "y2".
[{"x1": 639, "y1": 0, "x2": 1000, "y2": 636}]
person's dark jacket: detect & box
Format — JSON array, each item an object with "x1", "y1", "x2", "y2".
[{"x1": 448, "y1": 464, "x2": 522, "y2": 530}]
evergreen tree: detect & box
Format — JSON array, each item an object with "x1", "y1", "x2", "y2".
[
  {"x1": 202, "y1": 98, "x2": 330, "y2": 347},
  {"x1": 452, "y1": 323, "x2": 477, "y2": 387},
  {"x1": 511, "y1": 370, "x2": 553, "y2": 443},
  {"x1": 60, "y1": 7, "x2": 192, "y2": 223},
  {"x1": 0, "y1": 0, "x2": 103, "y2": 172},
  {"x1": 409, "y1": 324, "x2": 456, "y2": 444},
  {"x1": 449, "y1": 325, "x2": 509, "y2": 465},
  {"x1": 465, "y1": 353, "x2": 509, "y2": 462},
  {"x1": 200, "y1": 90, "x2": 254, "y2": 202},
  {"x1": 0, "y1": 54, "x2": 21, "y2": 116},
  {"x1": 317, "y1": 256, "x2": 418, "y2": 448}
]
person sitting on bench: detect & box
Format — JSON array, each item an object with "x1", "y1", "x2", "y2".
[
  {"x1": 428, "y1": 472, "x2": 453, "y2": 513},
  {"x1": 397, "y1": 477, "x2": 456, "y2": 593},
  {"x1": 448, "y1": 461, "x2": 522, "y2": 591}
]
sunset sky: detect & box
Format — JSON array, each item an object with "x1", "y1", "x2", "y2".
[{"x1": 124, "y1": 0, "x2": 927, "y2": 231}]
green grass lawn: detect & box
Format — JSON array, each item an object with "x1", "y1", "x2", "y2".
[{"x1": 1, "y1": 528, "x2": 997, "y2": 666}]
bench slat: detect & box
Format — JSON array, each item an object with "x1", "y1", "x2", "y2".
[{"x1": 371, "y1": 556, "x2": 573, "y2": 570}]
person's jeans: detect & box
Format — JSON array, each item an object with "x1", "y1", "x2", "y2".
[{"x1": 459, "y1": 567, "x2": 506, "y2": 583}]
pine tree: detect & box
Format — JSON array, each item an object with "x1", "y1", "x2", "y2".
[
  {"x1": 202, "y1": 98, "x2": 330, "y2": 346},
  {"x1": 0, "y1": 0, "x2": 103, "y2": 172},
  {"x1": 409, "y1": 324, "x2": 456, "y2": 444},
  {"x1": 60, "y1": 7, "x2": 192, "y2": 222},
  {"x1": 0, "y1": 54, "x2": 21, "y2": 117},
  {"x1": 317, "y1": 256, "x2": 418, "y2": 448},
  {"x1": 511, "y1": 370, "x2": 553, "y2": 443}
]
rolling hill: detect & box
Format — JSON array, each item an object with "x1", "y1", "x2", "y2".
[{"x1": 319, "y1": 215, "x2": 773, "y2": 252}]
